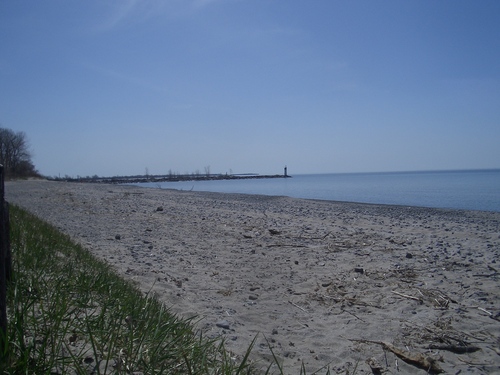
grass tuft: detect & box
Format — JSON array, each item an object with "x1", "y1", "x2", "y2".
[{"x1": 2, "y1": 205, "x2": 255, "y2": 374}]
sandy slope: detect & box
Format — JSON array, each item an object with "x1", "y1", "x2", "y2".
[{"x1": 6, "y1": 180, "x2": 500, "y2": 374}]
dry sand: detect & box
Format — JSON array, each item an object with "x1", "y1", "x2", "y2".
[{"x1": 6, "y1": 179, "x2": 500, "y2": 374}]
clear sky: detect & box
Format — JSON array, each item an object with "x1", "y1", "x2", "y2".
[{"x1": 1, "y1": 0, "x2": 499, "y2": 177}]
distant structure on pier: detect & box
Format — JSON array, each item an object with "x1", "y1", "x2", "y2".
[{"x1": 284, "y1": 166, "x2": 288, "y2": 177}]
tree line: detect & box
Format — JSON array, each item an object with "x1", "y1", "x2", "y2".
[{"x1": 0, "y1": 127, "x2": 39, "y2": 179}]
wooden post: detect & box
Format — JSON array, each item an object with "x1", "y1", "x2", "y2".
[
  {"x1": 3, "y1": 202, "x2": 11, "y2": 283},
  {"x1": 0, "y1": 164, "x2": 9, "y2": 352}
]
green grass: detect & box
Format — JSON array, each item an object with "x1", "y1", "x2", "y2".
[{"x1": 1, "y1": 205, "x2": 257, "y2": 374}]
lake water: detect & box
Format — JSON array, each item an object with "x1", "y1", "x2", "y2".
[{"x1": 132, "y1": 169, "x2": 500, "y2": 212}]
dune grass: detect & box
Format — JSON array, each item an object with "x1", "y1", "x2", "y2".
[{"x1": 1, "y1": 205, "x2": 257, "y2": 374}]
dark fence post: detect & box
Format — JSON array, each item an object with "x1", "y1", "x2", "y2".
[{"x1": 0, "y1": 164, "x2": 10, "y2": 354}]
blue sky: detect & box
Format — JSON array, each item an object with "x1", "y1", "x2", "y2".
[{"x1": 1, "y1": 0, "x2": 499, "y2": 177}]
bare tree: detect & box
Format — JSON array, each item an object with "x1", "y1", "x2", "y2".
[
  {"x1": 0, "y1": 127, "x2": 38, "y2": 178},
  {"x1": 204, "y1": 165, "x2": 211, "y2": 177}
]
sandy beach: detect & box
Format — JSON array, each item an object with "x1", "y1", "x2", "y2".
[{"x1": 6, "y1": 180, "x2": 500, "y2": 374}]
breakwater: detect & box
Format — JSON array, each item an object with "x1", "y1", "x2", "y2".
[{"x1": 50, "y1": 173, "x2": 291, "y2": 185}]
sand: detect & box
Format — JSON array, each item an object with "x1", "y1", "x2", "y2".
[{"x1": 6, "y1": 179, "x2": 500, "y2": 374}]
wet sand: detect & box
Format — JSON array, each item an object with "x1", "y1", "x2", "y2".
[{"x1": 6, "y1": 180, "x2": 500, "y2": 374}]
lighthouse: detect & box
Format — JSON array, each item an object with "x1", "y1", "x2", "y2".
[{"x1": 284, "y1": 166, "x2": 288, "y2": 177}]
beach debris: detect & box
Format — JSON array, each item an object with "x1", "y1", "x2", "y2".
[
  {"x1": 349, "y1": 339, "x2": 444, "y2": 374},
  {"x1": 408, "y1": 288, "x2": 455, "y2": 308},
  {"x1": 115, "y1": 234, "x2": 121, "y2": 240},
  {"x1": 155, "y1": 206, "x2": 163, "y2": 211},
  {"x1": 478, "y1": 307, "x2": 493, "y2": 316},
  {"x1": 425, "y1": 344, "x2": 481, "y2": 354},
  {"x1": 217, "y1": 289, "x2": 232, "y2": 296},
  {"x1": 406, "y1": 252, "x2": 413, "y2": 259},
  {"x1": 269, "y1": 229, "x2": 281, "y2": 235},
  {"x1": 343, "y1": 309, "x2": 365, "y2": 322},
  {"x1": 288, "y1": 300, "x2": 308, "y2": 313},
  {"x1": 391, "y1": 290, "x2": 423, "y2": 304},
  {"x1": 365, "y1": 357, "x2": 384, "y2": 374},
  {"x1": 354, "y1": 267, "x2": 364, "y2": 274},
  {"x1": 267, "y1": 243, "x2": 307, "y2": 248}
]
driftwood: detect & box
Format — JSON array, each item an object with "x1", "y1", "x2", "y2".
[
  {"x1": 343, "y1": 309, "x2": 366, "y2": 323},
  {"x1": 478, "y1": 307, "x2": 492, "y2": 316},
  {"x1": 349, "y1": 339, "x2": 444, "y2": 374},
  {"x1": 288, "y1": 300, "x2": 308, "y2": 313},
  {"x1": 391, "y1": 290, "x2": 423, "y2": 303}
]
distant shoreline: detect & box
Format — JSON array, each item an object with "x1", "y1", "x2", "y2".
[{"x1": 48, "y1": 173, "x2": 292, "y2": 185}]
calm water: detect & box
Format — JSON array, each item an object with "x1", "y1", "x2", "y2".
[{"x1": 132, "y1": 169, "x2": 500, "y2": 212}]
